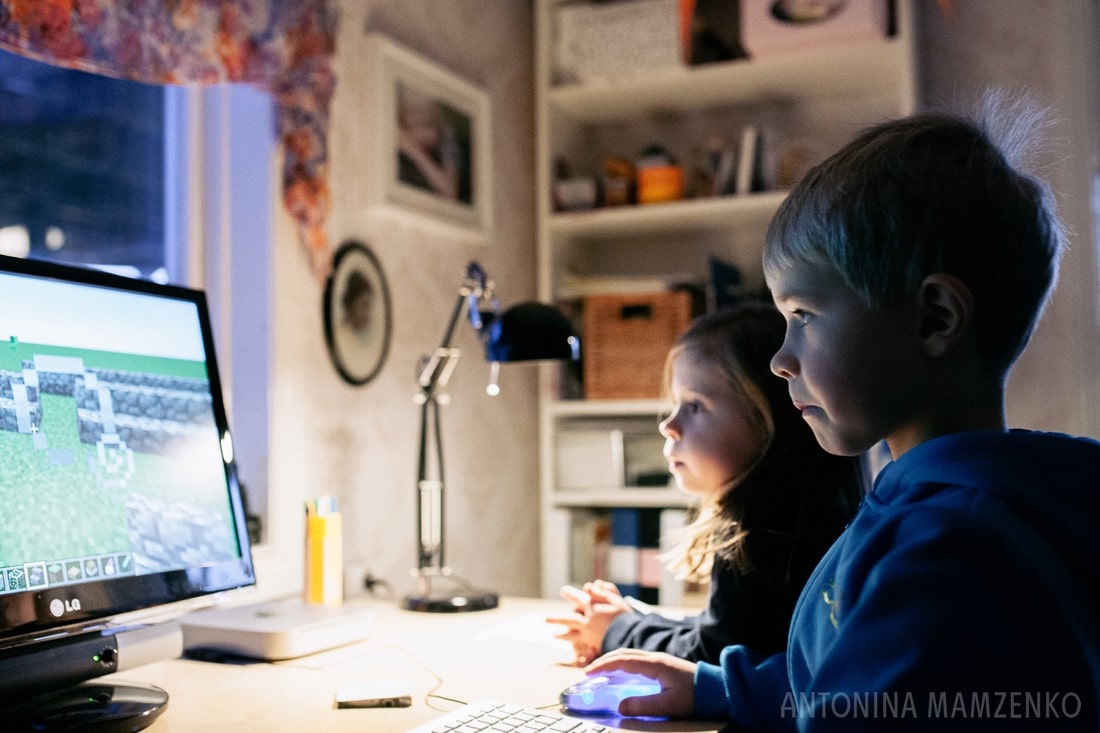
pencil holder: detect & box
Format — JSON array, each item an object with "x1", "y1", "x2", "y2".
[{"x1": 305, "y1": 511, "x2": 343, "y2": 605}]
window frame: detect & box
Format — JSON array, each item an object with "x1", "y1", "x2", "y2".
[{"x1": 170, "y1": 83, "x2": 274, "y2": 539}]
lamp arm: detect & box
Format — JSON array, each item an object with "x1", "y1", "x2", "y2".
[
  {"x1": 415, "y1": 392, "x2": 446, "y2": 573},
  {"x1": 438, "y1": 290, "x2": 469, "y2": 352},
  {"x1": 419, "y1": 259, "x2": 498, "y2": 394},
  {"x1": 413, "y1": 266, "x2": 487, "y2": 578},
  {"x1": 417, "y1": 290, "x2": 469, "y2": 396}
]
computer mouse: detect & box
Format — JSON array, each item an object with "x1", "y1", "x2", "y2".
[{"x1": 559, "y1": 671, "x2": 661, "y2": 715}]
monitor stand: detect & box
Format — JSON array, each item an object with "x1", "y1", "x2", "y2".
[{"x1": 7, "y1": 682, "x2": 168, "y2": 732}]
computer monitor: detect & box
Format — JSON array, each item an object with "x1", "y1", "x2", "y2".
[{"x1": 0, "y1": 255, "x2": 256, "y2": 730}]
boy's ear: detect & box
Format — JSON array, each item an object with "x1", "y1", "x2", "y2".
[{"x1": 917, "y1": 273, "x2": 973, "y2": 358}]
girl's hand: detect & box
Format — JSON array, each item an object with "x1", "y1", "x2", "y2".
[
  {"x1": 582, "y1": 579, "x2": 626, "y2": 604},
  {"x1": 584, "y1": 649, "x2": 697, "y2": 718},
  {"x1": 546, "y1": 583, "x2": 631, "y2": 665}
]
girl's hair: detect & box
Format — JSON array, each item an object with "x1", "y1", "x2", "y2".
[{"x1": 663, "y1": 301, "x2": 864, "y2": 583}]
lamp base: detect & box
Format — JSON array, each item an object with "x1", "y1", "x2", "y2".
[{"x1": 402, "y1": 590, "x2": 499, "y2": 613}]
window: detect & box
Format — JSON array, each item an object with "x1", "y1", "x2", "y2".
[
  {"x1": 0, "y1": 49, "x2": 173, "y2": 280},
  {"x1": 0, "y1": 48, "x2": 274, "y2": 537}
]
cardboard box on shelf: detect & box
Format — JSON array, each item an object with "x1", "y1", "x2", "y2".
[{"x1": 554, "y1": 0, "x2": 686, "y2": 83}]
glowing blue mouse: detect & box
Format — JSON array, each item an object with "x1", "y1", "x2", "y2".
[{"x1": 560, "y1": 671, "x2": 662, "y2": 715}]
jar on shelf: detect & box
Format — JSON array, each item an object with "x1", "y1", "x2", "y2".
[{"x1": 635, "y1": 145, "x2": 684, "y2": 204}]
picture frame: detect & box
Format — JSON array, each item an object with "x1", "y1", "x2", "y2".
[
  {"x1": 323, "y1": 240, "x2": 393, "y2": 386},
  {"x1": 365, "y1": 33, "x2": 493, "y2": 242}
]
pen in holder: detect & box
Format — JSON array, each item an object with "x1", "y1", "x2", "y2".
[{"x1": 305, "y1": 496, "x2": 343, "y2": 606}]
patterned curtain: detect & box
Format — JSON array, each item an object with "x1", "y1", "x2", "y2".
[{"x1": 0, "y1": 0, "x2": 338, "y2": 279}]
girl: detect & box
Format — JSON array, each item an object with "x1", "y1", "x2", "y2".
[{"x1": 547, "y1": 300, "x2": 865, "y2": 664}]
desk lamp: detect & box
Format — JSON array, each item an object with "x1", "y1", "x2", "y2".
[{"x1": 404, "y1": 261, "x2": 579, "y2": 612}]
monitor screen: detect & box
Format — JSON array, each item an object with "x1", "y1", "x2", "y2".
[{"x1": 0, "y1": 255, "x2": 255, "y2": 710}]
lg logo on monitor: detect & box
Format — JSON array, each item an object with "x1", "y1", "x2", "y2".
[{"x1": 48, "y1": 598, "x2": 82, "y2": 617}]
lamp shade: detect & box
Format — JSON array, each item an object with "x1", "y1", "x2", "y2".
[{"x1": 485, "y1": 302, "x2": 579, "y2": 363}]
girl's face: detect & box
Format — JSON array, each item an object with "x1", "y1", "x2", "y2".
[{"x1": 658, "y1": 352, "x2": 768, "y2": 502}]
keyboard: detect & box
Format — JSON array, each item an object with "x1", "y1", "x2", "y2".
[{"x1": 407, "y1": 699, "x2": 613, "y2": 732}]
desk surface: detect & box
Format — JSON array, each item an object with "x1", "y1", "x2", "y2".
[{"x1": 104, "y1": 596, "x2": 723, "y2": 732}]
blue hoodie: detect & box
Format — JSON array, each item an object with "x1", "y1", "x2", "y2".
[{"x1": 694, "y1": 430, "x2": 1100, "y2": 731}]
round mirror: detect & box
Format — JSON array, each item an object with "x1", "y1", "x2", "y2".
[{"x1": 323, "y1": 240, "x2": 393, "y2": 385}]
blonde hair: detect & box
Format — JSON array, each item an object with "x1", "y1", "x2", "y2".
[
  {"x1": 659, "y1": 307, "x2": 774, "y2": 584},
  {"x1": 658, "y1": 303, "x2": 864, "y2": 586},
  {"x1": 662, "y1": 349, "x2": 771, "y2": 584}
]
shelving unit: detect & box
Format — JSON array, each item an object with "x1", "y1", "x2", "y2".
[{"x1": 534, "y1": 0, "x2": 916, "y2": 598}]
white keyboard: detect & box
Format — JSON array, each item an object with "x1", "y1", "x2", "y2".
[{"x1": 408, "y1": 699, "x2": 613, "y2": 732}]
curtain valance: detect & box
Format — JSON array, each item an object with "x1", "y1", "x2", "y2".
[{"x1": 0, "y1": 0, "x2": 338, "y2": 279}]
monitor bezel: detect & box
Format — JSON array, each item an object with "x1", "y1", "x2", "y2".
[{"x1": 0, "y1": 254, "x2": 256, "y2": 652}]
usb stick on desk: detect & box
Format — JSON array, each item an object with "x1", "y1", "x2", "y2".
[
  {"x1": 306, "y1": 496, "x2": 343, "y2": 606},
  {"x1": 334, "y1": 681, "x2": 413, "y2": 709}
]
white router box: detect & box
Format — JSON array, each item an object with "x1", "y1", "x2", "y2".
[{"x1": 179, "y1": 597, "x2": 375, "y2": 661}]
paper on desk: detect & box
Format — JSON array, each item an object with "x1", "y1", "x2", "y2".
[{"x1": 474, "y1": 612, "x2": 573, "y2": 653}]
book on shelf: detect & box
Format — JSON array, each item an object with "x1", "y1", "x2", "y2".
[
  {"x1": 571, "y1": 508, "x2": 689, "y2": 607},
  {"x1": 571, "y1": 510, "x2": 612, "y2": 584},
  {"x1": 751, "y1": 126, "x2": 779, "y2": 193},
  {"x1": 711, "y1": 138, "x2": 737, "y2": 196},
  {"x1": 605, "y1": 508, "x2": 639, "y2": 599},
  {"x1": 734, "y1": 124, "x2": 759, "y2": 196},
  {"x1": 658, "y1": 508, "x2": 689, "y2": 608},
  {"x1": 636, "y1": 508, "x2": 663, "y2": 605},
  {"x1": 733, "y1": 123, "x2": 781, "y2": 196}
]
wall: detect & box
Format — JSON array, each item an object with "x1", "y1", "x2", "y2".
[
  {"x1": 250, "y1": 0, "x2": 1100, "y2": 602},
  {"x1": 256, "y1": 0, "x2": 541, "y2": 601},
  {"x1": 915, "y1": 0, "x2": 1100, "y2": 439}
]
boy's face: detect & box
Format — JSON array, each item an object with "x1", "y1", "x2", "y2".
[{"x1": 766, "y1": 259, "x2": 930, "y2": 458}]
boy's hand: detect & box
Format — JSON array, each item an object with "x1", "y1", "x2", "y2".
[
  {"x1": 546, "y1": 582, "x2": 632, "y2": 665},
  {"x1": 584, "y1": 648, "x2": 696, "y2": 718}
]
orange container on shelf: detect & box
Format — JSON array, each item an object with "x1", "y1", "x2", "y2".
[{"x1": 636, "y1": 165, "x2": 685, "y2": 204}]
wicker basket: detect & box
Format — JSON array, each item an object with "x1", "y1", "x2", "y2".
[{"x1": 582, "y1": 291, "x2": 694, "y2": 399}]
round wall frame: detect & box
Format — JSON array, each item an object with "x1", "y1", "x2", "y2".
[{"x1": 323, "y1": 240, "x2": 393, "y2": 386}]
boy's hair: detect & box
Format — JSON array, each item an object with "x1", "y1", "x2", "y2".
[
  {"x1": 663, "y1": 301, "x2": 863, "y2": 583},
  {"x1": 762, "y1": 91, "x2": 1065, "y2": 380}
]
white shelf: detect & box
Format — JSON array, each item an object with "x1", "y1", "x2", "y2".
[
  {"x1": 550, "y1": 191, "x2": 787, "y2": 239},
  {"x1": 548, "y1": 398, "x2": 669, "y2": 419},
  {"x1": 535, "y1": 0, "x2": 916, "y2": 598},
  {"x1": 552, "y1": 488, "x2": 693, "y2": 509},
  {"x1": 547, "y1": 38, "x2": 912, "y2": 123}
]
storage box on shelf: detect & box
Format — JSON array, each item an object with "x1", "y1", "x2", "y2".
[
  {"x1": 553, "y1": 0, "x2": 685, "y2": 84},
  {"x1": 740, "y1": 0, "x2": 891, "y2": 59},
  {"x1": 535, "y1": 0, "x2": 915, "y2": 598},
  {"x1": 582, "y1": 290, "x2": 694, "y2": 400},
  {"x1": 555, "y1": 420, "x2": 669, "y2": 491}
]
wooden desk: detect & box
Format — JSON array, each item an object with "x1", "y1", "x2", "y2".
[{"x1": 103, "y1": 596, "x2": 722, "y2": 732}]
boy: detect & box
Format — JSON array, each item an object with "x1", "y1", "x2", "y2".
[{"x1": 584, "y1": 93, "x2": 1100, "y2": 730}]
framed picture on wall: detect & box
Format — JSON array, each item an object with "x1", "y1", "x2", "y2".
[
  {"x1": 365, "y1": 33, "x2": 493, "y2": 242},
  {"x1": 323, "y1": 240, "x2": 393, "y2": 386}
]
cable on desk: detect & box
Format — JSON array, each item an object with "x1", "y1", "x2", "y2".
[
  {"x1": 381, "y1": 643, "x2": 562, "y2": 713},
  {"x1": 372, "y1": 643, "x2": 451, "y2": 711}
]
